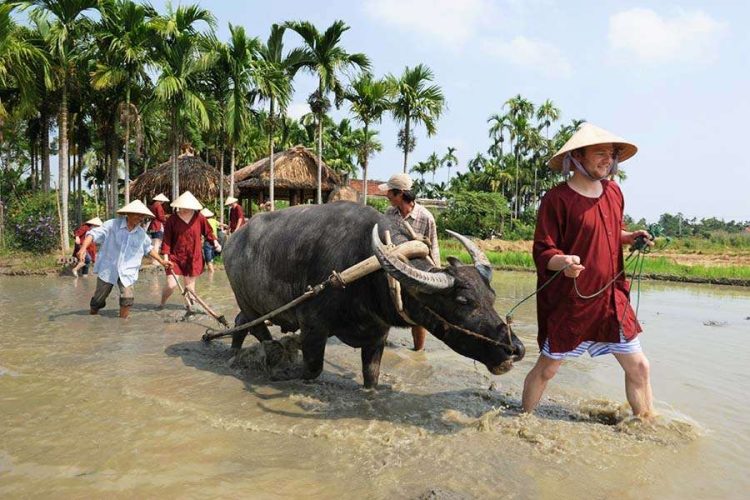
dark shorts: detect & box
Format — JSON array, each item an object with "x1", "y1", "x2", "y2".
[
  {"x1": 203, "y1": 242, "x2": 215, "y2": 263},
  {"x1": 90, "y1": 277, "x2": 135, "y2": 309},
  {"x1": 149, "y1": 231, "x2": 164, "y2": 240}
]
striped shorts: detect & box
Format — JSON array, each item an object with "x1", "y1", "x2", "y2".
[{"x1": 541, "y1": 332, "x2": 642, "y2": 360}]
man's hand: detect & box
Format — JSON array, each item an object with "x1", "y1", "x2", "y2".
[
  {"x1": 161, "y1": 259, "x2": 173, "y2": 270},
  {"x1": 213, "y1": 241, "x2": 222, "y2": 253},
  {"x1": 562, "y1": 255, "x2": 585, "y2": 278}
]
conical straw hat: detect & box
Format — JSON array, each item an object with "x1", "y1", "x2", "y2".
[
  {"x1": 200, "y1": 208, "x2": 215, "y2": 218},
  {"x1": 549, "y1": 123, "x2": 638, "y2": 171},
  {"x1": 152, "y1": 193, "x2": 170, "y2": 202},
  {"x1": 117, "y1": 200, "x2": 155, "y2": 217},
  {"x1": 171, "y1": 191, "x2": 203, "y2": 210},
  {"x1": 224, "y1": 196, "x2": 238, "y2": 206},
  {"x1": 85, "y1": 216, "x2": 103, "y2": 226}
]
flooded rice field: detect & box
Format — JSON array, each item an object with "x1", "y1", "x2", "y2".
[{"x1": 1, "y1": 270, "x2": 749, "y2": 498}]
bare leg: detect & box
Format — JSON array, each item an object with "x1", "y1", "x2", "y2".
[
  {"x1": 613, "y1": 352, "x2": 654, "y2": 417},
  {"x1": 160, "y1": 273, "x2": 177, "y2": 306},
  {"x1": 411, "y1": 325, "x2": 427, "y2": 351},
  {"x1": 522, "y1": 354, "x2": 563, "y2": 413}
]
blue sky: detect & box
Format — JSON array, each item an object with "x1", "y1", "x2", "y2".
[{"x1": 92, "y1": 2, "x2": 750, "y2": 221}]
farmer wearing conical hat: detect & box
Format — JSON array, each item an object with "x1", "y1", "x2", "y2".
[
  {"x1": 225, "y1": 196, "x2": 245, "y2": 234},
  {"x1": 522, "y1": 123, "x2": 655, "y2": 418},
  {"x1": 159, "y1": 192, "x2": 220, "y2": 307},
  {"x1": 77, "y1": 200, "x2": 172, "y2": 318},
  {"x1": 148, "y1": 193, "x2": 170, "y2": 255},
  {"x1": 72, "y1": 216, "x2": 103, "y2": 276}
]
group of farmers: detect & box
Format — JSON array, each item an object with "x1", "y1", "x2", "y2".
[
  {"x1": 73, "y1": 192, "x2": 246, "y2": 319},
  {"x1": 71, "y1": 123, "x2": 655, "y2": 417}
]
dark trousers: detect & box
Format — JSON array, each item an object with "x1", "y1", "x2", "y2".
[{"x1": 90, "y1": 277, "x2": 135, "y2": 310}]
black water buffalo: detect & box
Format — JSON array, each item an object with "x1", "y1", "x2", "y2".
[{"x1": 223, "y1": 202, "x2": 525, "y2": 388}]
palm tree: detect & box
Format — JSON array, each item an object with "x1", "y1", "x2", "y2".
[
  {"x1": 504, "y1": 95, "x2": 534, "y2": 219},
  {"x1": 19, "y1": 0, "x2": 99, "y2": 252},
  {"x1": 285, "y1": 20, "x2": 370, "y2": 203},
  {"x1": 218, "y1": 24, "x2": 257, "y2": 199},
  {"x1": 254, "y1": 24, "x2": 304, "y2": 210},
  {"x1": 91, "y1": 0, "x2": 155, "y2": 204},
  {"x1": 387, "y1": 64, "x2": 445, "y2": 173},
  {"x1": 344, "y1": 73, "x2": 391, "y2": 204},
  {"x1": 441, "y1": 146, "x2": 458, "y2": 182},
  {"x1": 151, "y1": 3, "x2": 215, "y2": 200},
  {"x1": 427, "y1": 152, "x2": 440, "y2": 183}
]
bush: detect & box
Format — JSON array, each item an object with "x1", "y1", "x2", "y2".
[
  {"x1": 14, "y1": 214, "x2": 59, "y2": 252},
  {"x1": 5, "y1": 192, "x2": 60, "y2": 252},
  {"x1": 438, "y1": 191, "x2": 510, "y2": 239},
  {"x1": 367, "y1": 197, "x2": 390, "y2": 213}
]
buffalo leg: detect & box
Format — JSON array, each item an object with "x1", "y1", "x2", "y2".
[
  {"x1": 300, "y1": 330, "x2": 327, "y2": 381},
  {"x1": 231, "y1": 311, "x2": 272, "y2": 350},
  {"x1": 361, "y1": 341, "x2": 385, "y2": 389}
]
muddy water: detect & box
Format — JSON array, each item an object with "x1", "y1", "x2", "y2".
[{"x1": 1, "y1": 271, "x2": 748, "y2": 498}]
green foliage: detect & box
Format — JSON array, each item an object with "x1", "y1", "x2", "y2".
[
  {"x1": 366, "y1": 197, "x2": 389, "y2": 213},
  {"x1": 438, "y1": 191, "x2": 509, "y2": 239},
  {"x1": 5, "y1": 191, "x2": 60, "y2": 252}
]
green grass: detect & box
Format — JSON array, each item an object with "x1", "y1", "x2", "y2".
[
  {"x1": 441, "y1": 246, "x2": 750, "y2": 284},
  {"x1": 0, "y1": 247, "x2": 61, "y2": 273}
]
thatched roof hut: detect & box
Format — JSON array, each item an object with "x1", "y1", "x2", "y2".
[
  {"x1": 130, "y1": 154, "x2": 229, "y2": 203},
  {"x1": 235, "y1": 145, "x2": 342, "y2": 208}
]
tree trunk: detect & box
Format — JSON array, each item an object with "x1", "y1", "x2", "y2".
[
  {"x1": 30, "y1": 139, "x2": 37, "y2": 191},
  {"x1": 110, "y1": 136, "x2": 118, "y2": 215},
  {"x1": 41, "y1": 110, "x2": 50, "y2": 193},
  {"x1": 402, "y1": 113, "x2": 410, "y2": 173},
  {"x1": 362, "y1": 122, "x2": 369, "y2": 205},
  {"x1": 59, "y1": 84, "x2": 70, "y2": 252},
  {"x1": 230, "y1": 145, "x2": 236, "y2": 198},
  {"x1": 317, "y1": 113, "x2": 322, "y2": 204},
  {"x1": 77, "y1": 145, "x2": 84, "y2": 225},
  {"x1": 171, "y1": 110, "x2": 179, "y2": 201},
  {"x1": 219, "y1": 139, "x2": 225, "y2": 226},
  {"x1": 124, "y1": 87, "x2": 131, "y2": 204},
  {"x1": 268, "y1": 98, "x2": 276, "y2": 212}
]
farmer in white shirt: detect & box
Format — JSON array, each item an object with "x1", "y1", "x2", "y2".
[{"x1": 77, "y1": 200, "x2": 171, "y2": 318}]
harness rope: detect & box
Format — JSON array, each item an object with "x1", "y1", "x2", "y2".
[{"x1": 504, "y1": 235, "x2": 656, "y2": 335}]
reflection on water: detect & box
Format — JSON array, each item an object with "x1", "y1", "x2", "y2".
[{"x1": 1, "y1": 271, "x2": 748, "y2": 498}]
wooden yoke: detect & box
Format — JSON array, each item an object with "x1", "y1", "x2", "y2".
[{"x1": 333, "y1": 239, "x2": 429, "y2": 287}]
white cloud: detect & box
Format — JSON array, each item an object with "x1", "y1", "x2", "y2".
[
  {"x1": 480, "y1": 36, "x2": 572, "y2": 78},
  {"x1": 608, "y1": 8, "x2": 725, "y2": 63},
  {"x1": 363, "y1": 0, "x2": 498, "y2": 47},
  {"x1": 284, "y1": 102, "x2": 310, "y2": 120}
]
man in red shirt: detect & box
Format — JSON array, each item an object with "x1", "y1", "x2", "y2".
[
  {"x1": 148, "y1": 193, "x2": 169, "y2": 255},
  {"x1": 522, "y1": 123, "x2": 654, "y2": 418},
  {"x1": 225, "y1": 196, "x2": 245, "y2": 234}
]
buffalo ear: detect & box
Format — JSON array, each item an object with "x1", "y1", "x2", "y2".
[{"x1": 447, "y1": 256, "x2": 463, "y2": 267}]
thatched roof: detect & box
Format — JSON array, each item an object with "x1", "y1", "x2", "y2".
[
  {"x1": 130, "y1": 155, "x2": 229, "y2": 203},
  {"x1": 328, "y1": 185, "x2": 360, "y2": 203},
  {"x1": 235, "y1": 145, "x2": 341, "y2": 191}
]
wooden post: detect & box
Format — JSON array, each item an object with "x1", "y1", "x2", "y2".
[{"x1": 0, "y1": 201, "x2": 4, "y2": 247}]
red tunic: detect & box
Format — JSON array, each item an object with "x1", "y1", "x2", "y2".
[
  {"x1": 73, "y1": 224, "x2": 96, "y2": 261},
  {"x1": 229, "y1": 204, "x2": 244, "y2": 233},
  {"x1": 533, "y1": 180, "x2": 641, "y2": 353},
  {"x1": 162, "y1": 213, "x2": 216, "y2": 276},
  {"x1": 149, "y1": 202, "x2": 167, "y2": 232}
]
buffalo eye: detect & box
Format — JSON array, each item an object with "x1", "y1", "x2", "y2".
[{"x1": 456, "y1": 295, "x2": 470, "y2": 305}]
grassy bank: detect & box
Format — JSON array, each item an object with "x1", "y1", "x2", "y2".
[{"x1": 440, "y1": 239, "x2": 750, "y2": 286}]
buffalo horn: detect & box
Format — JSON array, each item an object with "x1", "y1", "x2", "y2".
[
  {"x1": 445, "y1": 229, "x2": 493, "y2": 283},
  {"x1": 372, "y1": 225, "x2": 454, "y2": 293}
]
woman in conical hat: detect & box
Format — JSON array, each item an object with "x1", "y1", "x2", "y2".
[
  {"x1": 225, "y1": 196, "x2": 245, "y2": 234},
  {"x1": 148, "y1": 193, "x2": 170, "y2": 255},
  {"x1": 522, "y1": 123, "x2": 655, "y2": 418},
  {"x1": 159, "y1": 191, "x2": 221, "y2": 307},
  {"x1": 72, "y1": 216, "x2": 104, "y2": 276}
]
